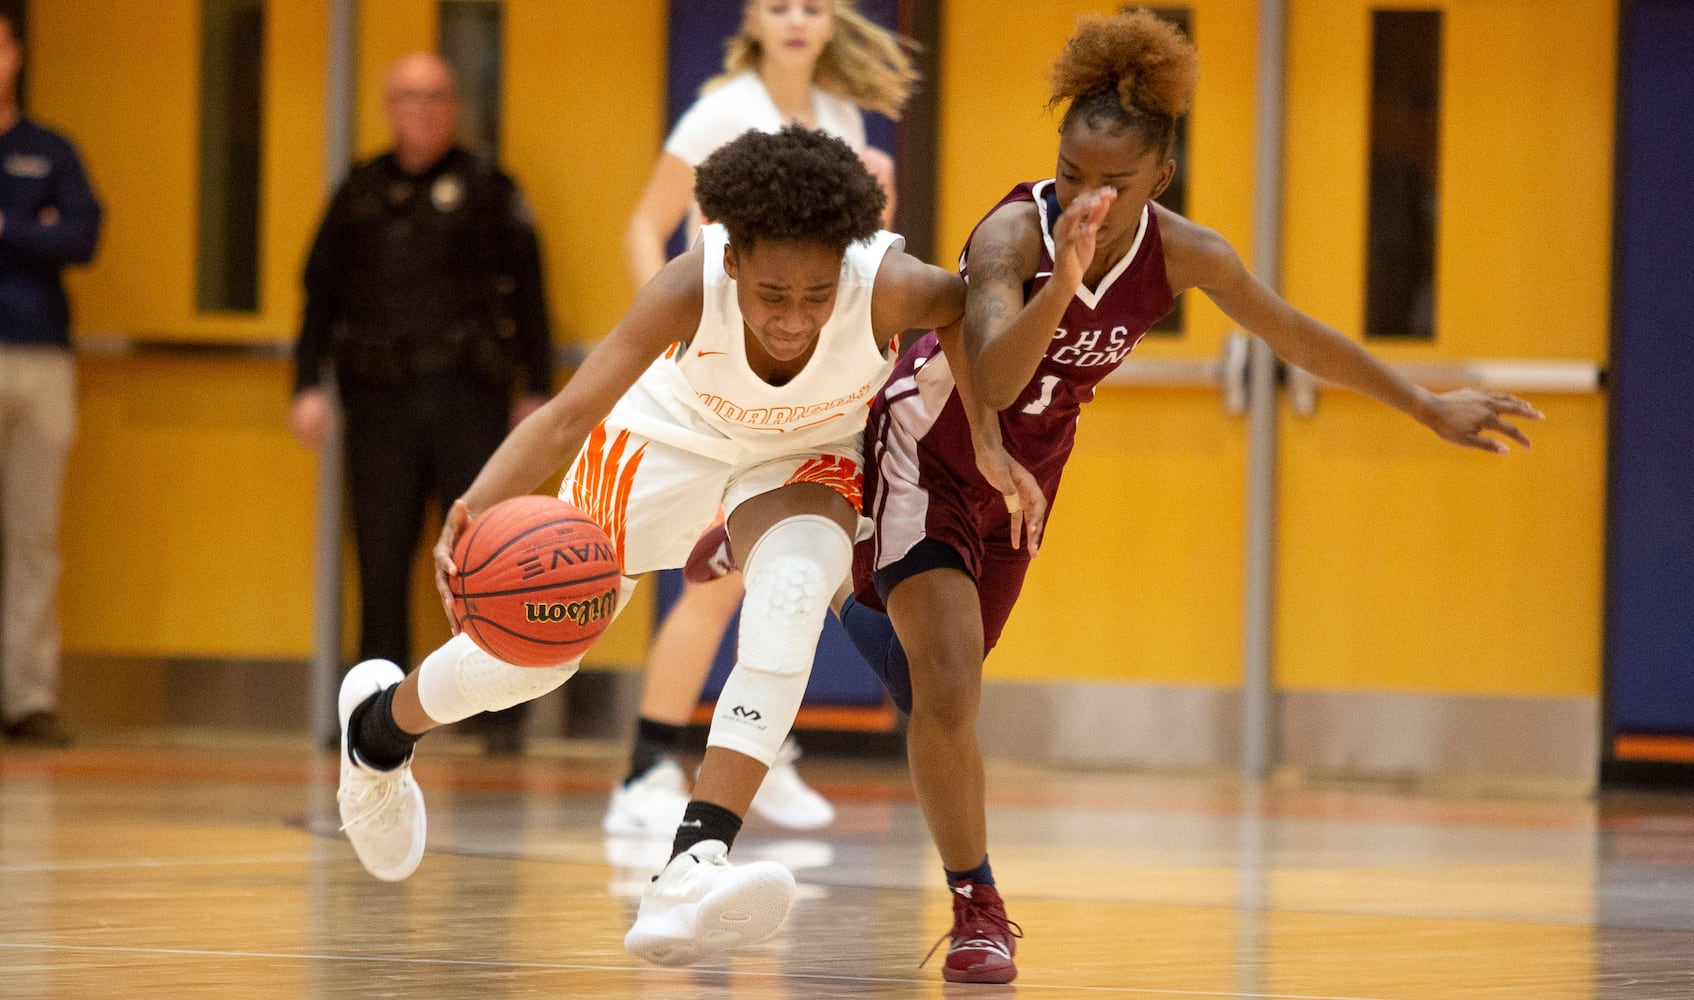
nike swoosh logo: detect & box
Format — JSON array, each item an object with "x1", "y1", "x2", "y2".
[
  {"x1": 955, "y1": 937, "x2": 1013, "y2": 959},
  {"x1": 697, "y1": 350, "x2": 728, "y2": 358}
]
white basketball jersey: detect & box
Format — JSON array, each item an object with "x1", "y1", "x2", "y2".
[{"x1": 634, "y1": 224, "x2": 903, "y2": 456}]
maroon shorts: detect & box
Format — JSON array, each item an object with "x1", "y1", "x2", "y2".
[{"x1": 852, "y1": 390, "x2": 1037, "y2": 654}]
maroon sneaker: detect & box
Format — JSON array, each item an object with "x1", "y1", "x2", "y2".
[
  {"x1": 682, "y1": 521, "x2": 737, "y2": 584},
  {"x1": 923, "y1": 881, "x2": 1023, "y2": 984}
]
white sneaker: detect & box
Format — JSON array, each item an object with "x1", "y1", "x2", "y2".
[
  {"x1": 337, "y1": 660, "x2": 426, "y2": 882},
  {"x1": 603, "y1": 757, "x2": 690, "y2": 837},
  {"x1": 624, "y1": 839, "x2": 796, "y2": 966},
  {"x1": 749, "y1": 739, "x2": 835, "y2": 830}
]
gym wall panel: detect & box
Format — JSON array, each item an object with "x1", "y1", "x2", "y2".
[
  {"x1": 997, "y1": 388, "x2": 1249, "y2": 686},
  {"x1": 36, "y1": 0, "x2": 330, "y2": 340},
  {"x1": 35, "y1": 2, "x2": 671, "y2": 663},
  {"x1": 1439, "y1": 1, "x2": 1612, "y2": 362},
  {"x1": 1276, "y1": 0, "x2": 1613, "y2": 700},
  {"x1": 32, "y1": 3, "x2": 330, "y2": 658},
  {"x1": 502, "y1": 0, "x2": 669, "y2": 345},
  {"x1": 262, "y1": 2, "x2": 334, "y2": 334},
  {"x1": 1282, "y1": 0, "x2": 1614, "y2": 365},
  {"x1": 936, "y1": 3, "x2": 1086, "y2": 270},
  {"x1": 1607, "y1": 0, "x2": 1694, "y2": 740},
  {"x1": 1276, "y1": 392, "x2": 1607, "y2": 698},
  {"x1": 354, "y1": 1, "x2": 437, "y2": 159},
  {"x1": 60, "y1": 358, "x2": 320, "y2": 658},
  {"x1": 32, "y1": 2, "x2": 201, "y2": 337}
]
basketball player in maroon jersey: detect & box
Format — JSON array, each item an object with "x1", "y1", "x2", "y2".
[{"x1": 834, "y1": 8, "x2": 1542, "y2": 984}]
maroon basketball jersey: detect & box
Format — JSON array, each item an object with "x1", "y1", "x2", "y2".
[
  {"x1": 871, "y1": 180, "x2": 1175, "y2": 502},
  {"x1": 856, "y1": 181, "x2": 1175, "y2": 633}
]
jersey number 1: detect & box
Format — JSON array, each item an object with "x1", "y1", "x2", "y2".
[{"x1": 1021, "y1": 375, "x2": 1059, "y2": 415}]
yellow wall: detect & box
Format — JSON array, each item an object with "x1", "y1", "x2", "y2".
[
  {"x1": 36, "y1": 1, "x2": 328, "y2": 341},
  {"x1": 997, "y1": 389, "x2": 1250, "y2": 685},
  {"x1": 1281, "y1": 0, "x2": 1613, "y2": 364},
  {"x1": 355, "y1": 1, "x2": 437, "y2": 159},
  {"x1": 61, "y1": 359, "x2": 320, "y2": 657},
  {"x1": 34, "y1": 2, "x2": 330, "y2": 658},
  {"x1": 33, "y1": 1, "x2": 663, "y2": 663},
  {"x1": 27, "y1": 2, "x2": 1615, "y2": 705},
  {"x1": 1277, "y1": 395, "x2": 1607, "y2": 697},
  {"x1": 1276, "y1": 0, "x2": 1613, "y2": 698},
  {"x1": 501, "y1": 0, "x2": 670, "y2": 343},
  {"x1": 33, "y1": 2, "x2": 199, "y2": 336}
]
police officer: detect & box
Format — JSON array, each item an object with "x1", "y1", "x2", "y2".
[{"x1": 290, "y1": 53, "x2": 552, "y2": 754}]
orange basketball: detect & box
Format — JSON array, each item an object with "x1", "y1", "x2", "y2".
[{"x1": 450, "y1": 495, "x2": 621, "y2": 667}]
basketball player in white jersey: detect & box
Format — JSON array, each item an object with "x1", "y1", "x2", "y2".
[
  {"x1": 610, "y1": 0, "x2": 921, "y2": 840},
  {"x1": 331, "y1": 125, "x2": 966, "y2": 964}
]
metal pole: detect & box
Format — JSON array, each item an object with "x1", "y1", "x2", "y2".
[
  {"x1": 310, "y1": 0, "x2": 356, "y2": 744},
  {"x1": 1241, "y1": 0, "x2": 1287, "y2": 781}
]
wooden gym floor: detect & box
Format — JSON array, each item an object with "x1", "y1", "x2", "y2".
[{"x1": 4, "y1": 730, "x2": 1694, "y2": 999}]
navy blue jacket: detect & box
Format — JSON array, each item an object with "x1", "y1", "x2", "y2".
[{"x1": 0, "y1": 118, "x2": 101, "y2": 348}]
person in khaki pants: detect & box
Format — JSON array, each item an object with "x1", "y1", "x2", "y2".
[{"x1": 0, "y1": 8, "x2": 102, "y2": 747}]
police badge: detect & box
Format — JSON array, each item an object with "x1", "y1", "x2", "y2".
[{"x1": 431, "y1": 173, "x2": 465, "y2": 212}]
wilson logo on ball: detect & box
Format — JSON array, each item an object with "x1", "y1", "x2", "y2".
[{"x1": 523, "y1": 588, "x2": 618, "y2": 627}]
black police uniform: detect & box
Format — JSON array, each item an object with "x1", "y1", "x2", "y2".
[{"x1": 293, "y1": 147, "x2": 552, "y2": 750}]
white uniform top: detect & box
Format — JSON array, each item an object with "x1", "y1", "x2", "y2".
[
  {"x1": 664, "y1": 70, "x2": 867, "y2": 168},
  {"x1": 628, "y1": 223, "x2": 902, "y2": 459},
  {"x1": 567, "y1": 224, "x2": 900, "y2": 574}
]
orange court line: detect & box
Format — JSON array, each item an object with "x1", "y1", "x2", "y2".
[
  {"x1": 689, "y1": 701, "x2": 896, "y2": 732},
  {"x1": 1615, "y1": 734, "x2": 1694, "y2": 763}
]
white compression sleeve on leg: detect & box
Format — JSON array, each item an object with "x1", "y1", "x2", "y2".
[
  {"x1": 707, "y1": 514, "x2": 853, "y2": 766},
  {"x1": 416, "y1": 576, "x2": 639, "y2": 724}
]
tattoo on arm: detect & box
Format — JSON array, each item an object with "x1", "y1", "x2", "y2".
[{"x1": 966, "y1": 242, "x2": 1031, "y2": 330}]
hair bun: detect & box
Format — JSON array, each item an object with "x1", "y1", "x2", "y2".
[{"x1": 1049, "y1": 9, "x2": 1197, "y2": 119}]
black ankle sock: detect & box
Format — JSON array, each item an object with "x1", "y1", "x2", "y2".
[
  {"x1": 946, "y1": 856, "x2": 995, "y2": 887},
  {"x1": 348, "y1": 684, "x2": 419, "y2": 771},
  {"x1": 670, "y1": 800, "x2": 743, "y2": 859},
  {"x1": 626, "y1": 717, "x2": 687, "y2": 785}
]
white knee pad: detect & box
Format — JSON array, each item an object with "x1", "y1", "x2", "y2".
[
  {"x1": 707, "y1": 514, "x2": 852, "y2": 766},
  {"x1": 416, "y1": 576, "x2": 639, "y2": 724}
]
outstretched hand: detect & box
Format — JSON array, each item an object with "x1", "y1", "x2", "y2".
[
  {"x1": 1051, "y1": 186, "x2": 1116, "y2": 290},
  {"x1": 1423, "y1": 388, "x2": 1544, "y2": 454},
  {"x1": 975, "y1": 443, "x2": 1048, "y2": 555},
  {"x1": 433, "y1": 499, "x2": 474, "y2": 633}
]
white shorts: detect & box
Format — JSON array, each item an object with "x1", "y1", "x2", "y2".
[{"x1": 560, "y1": 378, "x2": 870, "y2": 577}]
